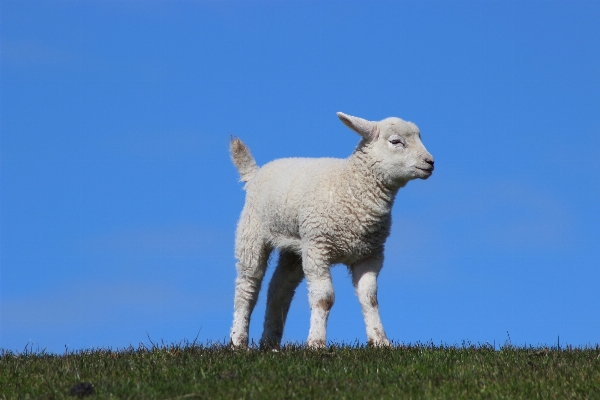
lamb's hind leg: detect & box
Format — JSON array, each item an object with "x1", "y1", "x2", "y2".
[
  {"x1": 230, "y1": 230, "x2": 272, "y2": 348},
  {"x1": 351, "y1": 255, "x2": 391, "y2": 347},
  {"x1": 261, "y1": 251, "x2": 304, "y2": 349}
]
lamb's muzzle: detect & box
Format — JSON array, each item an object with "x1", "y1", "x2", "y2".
[
  {"x1": 229, "y1": 112, "x2": 434, "y2": 349},
  {"x1": 416, "y1": 158, "x2": 435, "y2": 176}
]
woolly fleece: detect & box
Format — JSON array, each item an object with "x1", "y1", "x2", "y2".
[{"x1": 229, "y1": 112, "x2": 434, "y2": 348}]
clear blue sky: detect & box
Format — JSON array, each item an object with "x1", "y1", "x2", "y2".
[{"x1": 2, "y1": 1, "x2": 599, "y2": 353}]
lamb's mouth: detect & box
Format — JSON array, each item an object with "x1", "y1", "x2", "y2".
[{"x1": 415, "y1": 166, "x2": 433, "y2": 174}]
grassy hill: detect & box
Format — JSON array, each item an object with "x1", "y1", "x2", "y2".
[{"x1": 1, "y1": 341, "x2": 599, "y2": 399}]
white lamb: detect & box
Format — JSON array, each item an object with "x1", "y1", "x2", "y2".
[{"x1": 229, "y1": 112, "x2": 434, "y2": 349}]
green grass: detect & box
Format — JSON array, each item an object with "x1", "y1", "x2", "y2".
[{"x1": 2, "y1": 341, "x2": 600, "y2": 399}]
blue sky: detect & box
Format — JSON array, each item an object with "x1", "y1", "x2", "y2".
[{"x1": 1, "y1": 1, "x2": 599, "y2": 353}]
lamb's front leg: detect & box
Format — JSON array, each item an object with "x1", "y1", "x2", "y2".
[
  {"x1": 303, "y1": 249, "x2": 334, "y2": 348},
  {"x1": 351, "y1": 255, "x2": 391, "y2": 347}
]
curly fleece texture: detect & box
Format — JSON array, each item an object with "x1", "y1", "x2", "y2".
[{"x1": 229, "y1": 112, "x2": 434, "y2": 348}]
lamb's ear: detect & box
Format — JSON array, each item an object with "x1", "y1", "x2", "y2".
[{"x1": 336, "y1": 112, "x2": 379, "y2": 141}]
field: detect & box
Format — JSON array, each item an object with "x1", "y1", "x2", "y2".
[{"x1": 1, "y1": 341, "x2": 599, "y2": 399}]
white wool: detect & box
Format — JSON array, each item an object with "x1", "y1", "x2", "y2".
[{"x1": 229, "y1": 112, "x2": 434, "y2": 348}]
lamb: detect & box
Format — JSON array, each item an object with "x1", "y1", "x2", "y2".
[{"x1": 229, "y1": 112, "x2": 434, "y2": 349}]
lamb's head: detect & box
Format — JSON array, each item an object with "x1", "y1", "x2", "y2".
[{"x1": 337, "y1": 112, "x2": 434, "y2": 187}]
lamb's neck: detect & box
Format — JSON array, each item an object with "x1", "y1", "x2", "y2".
[{"x1": 347, "y1": 147, "x2": 399, "y2": 216}]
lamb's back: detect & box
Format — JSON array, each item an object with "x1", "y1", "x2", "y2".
[
  {"x1": 244, "y1": 157, "x2": 346, "y2": 240},
  {"x1": 250, "y1": 157, "x2": 345, "y2": 204}
]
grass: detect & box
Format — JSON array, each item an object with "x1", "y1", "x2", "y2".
[{"x1": 1, "y1": 341, "x2": 600, "y2": 399}]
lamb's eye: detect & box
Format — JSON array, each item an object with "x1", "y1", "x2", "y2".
[{"x1": 389, "y1": 139, "x2": 404, "y2": 146}]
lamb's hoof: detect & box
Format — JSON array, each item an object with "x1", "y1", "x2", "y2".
[
  {"x1": 306, "y1": 339, "x2": 326, "y2": 349},
  {"x1": 259, "y1": 338, "x2": 281, "y2": 351},
  {"x1": 368, "y1": 338, "x2": 392, "y2": 348},
  {"x1": 229, "y1": 337, "x2": 249, "y2": 350}
]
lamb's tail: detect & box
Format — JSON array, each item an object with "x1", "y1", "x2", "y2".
[{"x1": 230, "y1": 137, "x2": 259, "y2": 183}]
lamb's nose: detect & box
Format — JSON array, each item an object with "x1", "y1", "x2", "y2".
[{"x1": 425, "y1": 159, "x2": 434, "y2": 167}]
